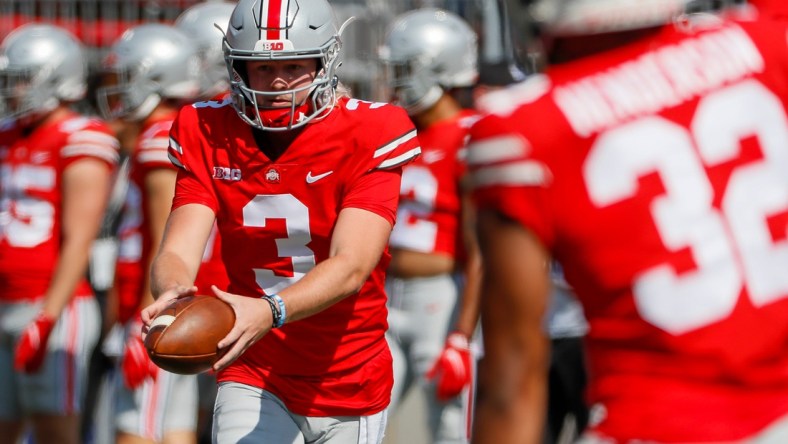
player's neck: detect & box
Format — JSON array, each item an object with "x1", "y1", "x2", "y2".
[{"x1": 251, "y1": 127, "x2": 304, "y2": 162}]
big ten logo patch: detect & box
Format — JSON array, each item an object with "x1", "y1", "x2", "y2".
[{"x1": 213, "y1": 166, "x2": 242, "y2": 181}]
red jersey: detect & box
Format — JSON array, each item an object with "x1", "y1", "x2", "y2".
[
  {"x1": 469, "y1": 16, "x2": 788, "y2": 443},
  {"x1": 168, "y1": 97, "x2": 420, "y2": 416},
  {"x1": 114, "y1": 113, "x2": 228, "y2": 323},
  {"x1": 389, "y1": 110, "x2": 478, "y2": 257},
  {"x1": 0, "y1": 113, "x2": 119, "y2": 302}
]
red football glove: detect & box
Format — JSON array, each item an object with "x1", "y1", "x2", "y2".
[
  {"x1": 14, "y1": 313, "x2": 57, "y2": 373},
  {"x1": 122, "y1": 326, "x2": 158, "y2": 389},
  {"x1": 426, "y1": 332, "x2": 473, "y2": 401}
]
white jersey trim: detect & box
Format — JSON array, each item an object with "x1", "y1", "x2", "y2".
[
  {"x1": 373, "y1": 130, "x2": 418, "y2": 159},
  {"x1": 466, "y1": 135, "x2": 530, "y2": 166},
  {"x1": 471, "y1": 160, "x2": 551, "y2": 188},
  {"x1": 376, "y1": 147, "x2": 421, "y2": 170}
]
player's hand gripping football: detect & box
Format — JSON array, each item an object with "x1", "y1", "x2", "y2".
[
  {"x1": 122, "y1": 320, "x2": 159, "y2": 389},
  {"x1": 14, "y1": 313, "x2": 57, "y2": 373},
  {"x1": 211, "y1": 285, "x2": 272, "y2": 372},
  {"x1": 141, "y1": 284, "x2": 197, "y2": 341},
  {"x1": 426, "y1": 331, "x2": 473, "y2": 401}
]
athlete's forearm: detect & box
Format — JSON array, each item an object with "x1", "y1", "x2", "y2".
[
  {"x1": 277, "y1": 253, "x2": 370, "y2": 323},
  {"x1": 278, "y1": 207, "x2": 391, "y2": 323},
  {"x1": 42, "y1": 160, "x2": 111, "y2": 317},
  {"x1": 149, "y1": 204, "x2": 216, "y2": 299},
  {"x1": 455, "y1": 188, "x2": 483, "y2": 338},
  {"x1": 472, "y1": 211, "x2": 551, "y2": 444},
  {"x1": 150, "y1": 250, "x2": 198, "y2": 299},
  {"x1": 42, "y1": 234, "x2": 97, "y2": 318}
]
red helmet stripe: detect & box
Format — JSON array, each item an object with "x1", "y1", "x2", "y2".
[{"x1": 264, "y1": 0, "x2": 283, "y2": 40}]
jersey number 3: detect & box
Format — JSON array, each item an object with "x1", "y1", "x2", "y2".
[
  {"x1": 243, "y1": 194, "x2": 317, "y2": 295},
  {"x1": 585, "y1": 80, "x2": 788, "y2": 334}
]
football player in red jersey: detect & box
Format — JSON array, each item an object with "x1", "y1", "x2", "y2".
[
  {"x1": 0, "y1": 24, "x2": 119, "y2": 444},
  {"x1": 378, "y1": 8, "x2": 482, "y2": 444},
  {"x1": 142, "y1": 0, "x2": 420, "y2": 442},
  {"x1": 96, "y1": 23, "x2": 207, "y2": 444},
  {"x1": 468, "y1": 0, "x2": 788, "y2": 443}
]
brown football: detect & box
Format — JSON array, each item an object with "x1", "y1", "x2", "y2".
[{"x1": 144, "y1": 295, "x2": 235, "y2": 374}]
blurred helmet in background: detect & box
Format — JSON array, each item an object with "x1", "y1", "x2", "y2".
[
  {"x1": 380, "y1": 8, "x2": 478, "y2": 115},
  {"x1": 97, "y1": 23, "x2": 201, "y2": 121},
  {"x1": 175, "y1": 1, "x2": 236, "y2": 99},
  {"x1": 0, "y1": 23, "x2": 87, "y2": 121},
  {"x1": 222, "y1": 0, "x2": 345, "y2": 131}
]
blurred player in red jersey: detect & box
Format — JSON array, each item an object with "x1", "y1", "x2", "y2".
[
  {"x1": 467, "y1": 0, "x2": 788, "y2": 443},
  {"x1": 96, "y1": 23, "x2": 207, "y2": 444},
  {"x1": 142, "y1": 0, "x2": 420, "y2": 442},
  {"x1": 378, "y1": 8, "x2": 481, "y2": 444},
  {"x1": 0, "y1": 24, "x2": 119, "y2": 444}
]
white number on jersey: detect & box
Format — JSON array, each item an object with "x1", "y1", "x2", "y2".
[
  {"x1": 584, "y1": 80, "x2": 788, "y2": 334},
  {"x1": 243, "y1": 194, "x2": 317, "y2": 294},
  {"x1": 389, "y1": 165, "x2": 439, "y2": 252},
  {"x1": 0, "y1": 164, "x2": 56, "y2": 247}
]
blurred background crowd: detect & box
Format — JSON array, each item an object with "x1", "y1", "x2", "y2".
[{"x1": 0, "y1": 0, "x2": 533, "y2": 107}]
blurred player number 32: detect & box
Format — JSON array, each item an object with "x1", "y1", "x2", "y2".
[{"x1": 571, "y1": 54, "x2": 788, "y2": 335}]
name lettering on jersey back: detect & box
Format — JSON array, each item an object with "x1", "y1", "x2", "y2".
[
  {"x1": 554, "y1": 25, "x2": 764, "y2": 137},
  {"x1": 213, "y1": 166, "x2": 241, "y2": 181}
]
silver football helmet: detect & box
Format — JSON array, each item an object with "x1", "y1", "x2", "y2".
[
  {"x1": 175, "y1": 1, "x2": 236, "y2": 99},
  {"x1": 223, "y1": 0, "x2": 348, "y2": 131},
  {"x1": 96, "y1": 23, "x2": 201, "y2": 121},
  {"x1": 380, "y1": 8, "x2": 478, "y2": 115},
  {"x1": 0, "y1": 23, "x2": 87, "y2": 120},
  {"x1": 527, "y1": 0, "x2": 699, "y2": 36}
]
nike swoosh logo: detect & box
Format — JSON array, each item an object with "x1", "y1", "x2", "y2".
[{"x1": 306, "y1": 170, "x2": 334, "y2": 183}]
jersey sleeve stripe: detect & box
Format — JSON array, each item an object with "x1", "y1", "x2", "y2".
[
  {"x1": 376, "y1": 147, "x2": 421, "y2": 170},
  {"x1": 471, "y1": 160, "x2": 551, "y2": 189},
  {"x1": 168, "y1": 152, "x2": 185, "y2": 169},
  {"x1": 67, "y1": 130, "x2": 120, "y2": 147},
  {"x1": 169, "y1": 137, "x2": 183, "y2": 155},
  {"x1": 140, "y1": 138, "x2": 170, "y2": 150},
  {"x1": 138, "y1": 150, "x2": 172, "y2": 164},
  {"x1": 466, "y1": 136, "x2": 530, "y2": 166},
  {"x1": 374, "y1": 129, "x2": 418, "y2": 158},
  {"x1": 62, "y1": 144, "x2": 119, "y2": 163}
]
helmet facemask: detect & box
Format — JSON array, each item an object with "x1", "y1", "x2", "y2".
[
  {"x1": 0, "y1": 64, "x2": 58, "y2": 121},
  {"x1": 96, "y1": 24, "x2": 201, "y2": 122},
  {"x1": 381, "y1": 53, "x2": 443, "y2": 115},
  {"x1": 96, "y1": 68, "x2": 161, "y2": 122},
  {"x1": 224, "y1": 36, "x2": 341, "y2": 132},
  {"x1": 0, "y1": 24, "x2": 87, "y2": 122},
  {"x1": 221, "y1": 0, "x2": 352, "y2": 132}
]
